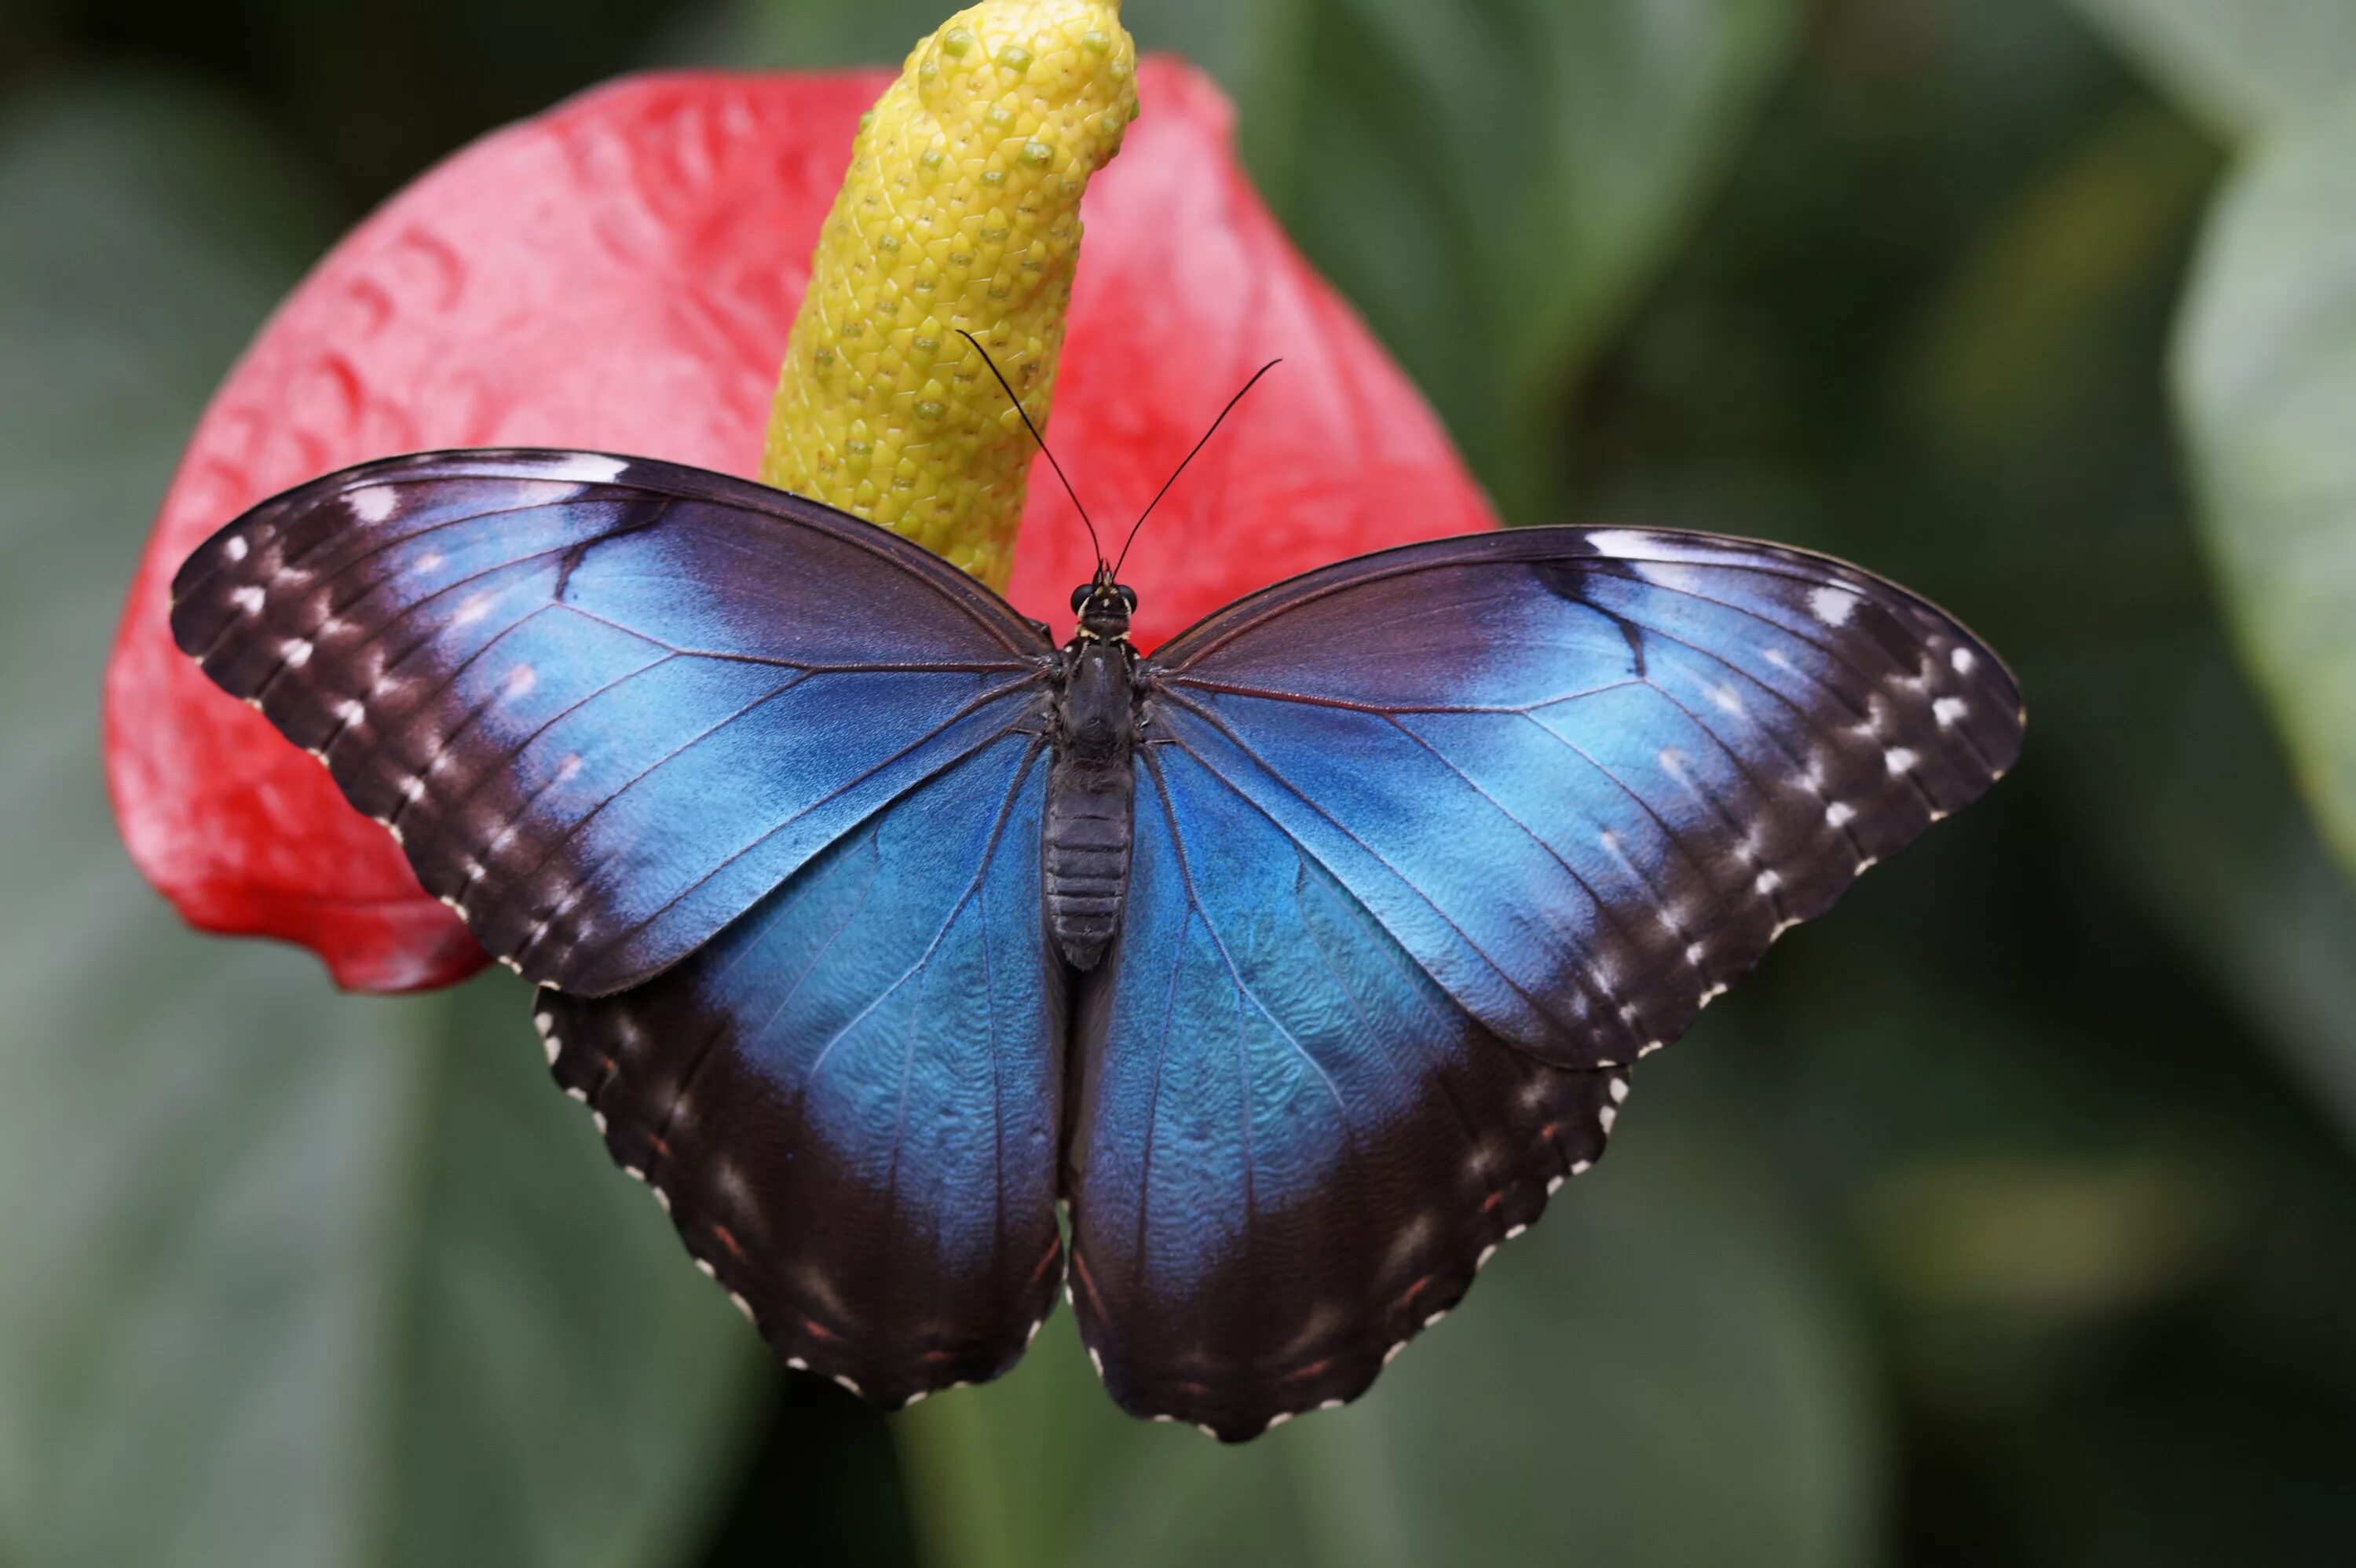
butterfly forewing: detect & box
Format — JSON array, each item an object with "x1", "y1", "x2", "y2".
[
  {"x1": 1141, "y1": 526, "x2": 2022, "y2": 1069},
  {"x1": 169, "y1": 450, "x2": 1054, "y2": 995}
]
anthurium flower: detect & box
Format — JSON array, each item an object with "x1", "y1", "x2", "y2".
[{"x1": 104, "y1": 31, "x2": 1498, "y2": 994}]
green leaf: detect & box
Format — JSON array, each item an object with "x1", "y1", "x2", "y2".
[
  {"x1": 2042, "y1": 628, "x2": 2356, "y2": 1146},
  {"x1": 894, "y1": 1098, "x2": 1882, "y2": 1568},
  {"x1": 2067, "y1": 0, "x2": 2356, "y2": 140},
  {"x1": 0, "y1": 79, "x2": 761, "y2": 1568},
  {"x1": 1890, "y1": 89, "x2": 2356, "y2": 1144},
  {"x1": 734, "y1": 0, "x2": 1799, "y2": 521},
  {"x1": 2178, "y1": 92, "x2": 2356, "y2": 888},
  {"x1": 1242, "y1": 0, "x2": 1799, "y2": 523}
]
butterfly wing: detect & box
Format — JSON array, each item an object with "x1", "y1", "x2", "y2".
[
  {"x1": 1065, "y1": 736, "x2": 1626, "y2": 1439},
  {"x1": 538, "y1": 729, "x2": 1065, "y2": 1405},
  {"x1": 1066, "y1": 525, "x2": 2021, "y2": 1438},
  {"x1": 173, "y1": 450, "x2": 1068, "y2": 1400},
  {"x1": 169, "y1": 449, "x2": 1054, "y2": 994}
]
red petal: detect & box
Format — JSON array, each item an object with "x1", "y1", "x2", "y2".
[{"x1": 104, "y1": 59, "x2": 1497, "y2": 994}]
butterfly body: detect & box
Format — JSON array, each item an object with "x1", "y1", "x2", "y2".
[
  {"x1": 1044, "y1": 603, "x2": 1139, "y2": 970},
  {"x1": 169, "y1": 449, "x2": 2024, "y2": 1440}
]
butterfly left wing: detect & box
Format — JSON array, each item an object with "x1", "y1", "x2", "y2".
[
  {"x1": 537, "y1": 728, "x2": 1066, "y2": 1407},
  {"x1": 1066, "y1": 525, "x2": 2021, "y2": 1438},
  {"x1": 170, "y1": 449, "x2": 1070, "y2": 1405}
]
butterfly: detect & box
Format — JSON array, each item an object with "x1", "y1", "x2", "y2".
[{"x1": 168, "y1": 439, "x2": 2021, "y2": 1441}]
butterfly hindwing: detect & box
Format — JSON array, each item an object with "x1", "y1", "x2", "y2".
[
  {"x1": 169, "y1": 450, "x2": 1054, "y2": 994},
  {"x1": 1065, "y1": 736, "x2": 1625, "y2": 1440},
  {"x1": 1143, "y1": 525, "x2": 2025, "y2": 1072},
  {"x1": 538, "y1": 727, "x2": 1066, "y2": 1405}
]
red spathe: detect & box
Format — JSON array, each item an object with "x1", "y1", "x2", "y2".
[{"x1": 104, "y1": 60, "x2": 1498, "y2": 995}]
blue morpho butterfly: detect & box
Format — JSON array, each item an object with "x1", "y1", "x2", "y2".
[{"x1": 168, "y1": 346, "x2": 2021, "y2": 1442}]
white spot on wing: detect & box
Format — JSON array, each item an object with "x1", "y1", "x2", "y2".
[
  {"x1": 451, "y1": 593, "x2": 494, "y2": 627},
  {"x1": 349, "y1": 485, "x2": 398, "y2": 523},
  {"x1": 1886, "y1": 747, "x2": 1919, "y2": 776},
  {"x1": 1583, "y1": 529, "x2": 1660, "y2": 558},
  {"x1": 1826, "y1": 801, "x2": 1857, "y2": 828},
  {"x1": 524, "y1": 452, "x2": 630, "y2": 484},
  {"x1": 229, "y1": 585, "x2": 265, "y2": 616},
  {"x1": 280, "y1": 638, "x2": 313, "y2": 668},
  {"x1": 1808, "y1": 585, "x2": 1860, "y2": 626},
  {"x1": 505, "y1": 663, "x2": 537, "y2": 698},
  {"x1": 1933, "y1": 696, "x2": 1969, "y2": 727},
  {"x1": 1634, "y1": 560, "x2": 1707, "y2": 592},
  {"x1": 223, "y1": 535, "x2": 249, "y2": 562},
  {"x1": 1951, "y1": 646, "x2": 1978, "y2": 675}
]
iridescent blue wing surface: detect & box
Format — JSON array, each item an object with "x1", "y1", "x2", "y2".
[
  {"x1": 168, "y1": 449, "x2": 1053, "y2": 994},
  {"x1": 173, "y1": 449, "x2": 1066, "y2": 1400},
  {"x1": 536, "y1": 729, "x2": 1066, "y2": 1405},
  {"x1": 1068, "y1": 526, "x2": 2021, "y2": 1438}
]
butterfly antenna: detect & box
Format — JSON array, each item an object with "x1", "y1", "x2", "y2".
[
  {"x1": 957, "y1": 329, "x2": 1105, "y2": 572},
  {"x1": 1111, "y1": 359, "x2": 1282, "y2": 579}
]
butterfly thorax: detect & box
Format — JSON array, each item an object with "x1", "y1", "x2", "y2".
[{"x1": 1044, "y1": 614, "x2": 1140, "y2": 971}]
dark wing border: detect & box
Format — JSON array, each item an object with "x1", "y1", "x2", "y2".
[
  {"x1": 170, "y1": 447, "x2": 1055, "y2": 663},
  {"x1": 1154, "y1": 524, "x2": 2022, "y2": 703}
]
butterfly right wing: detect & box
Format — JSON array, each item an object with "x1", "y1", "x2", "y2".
[
  {"x1": 168, "y1": 448, "x2": 1054, "y2": 996},
  {"x1": 1064, "y1": 525, "x2": 2021, "y2": 1440}
]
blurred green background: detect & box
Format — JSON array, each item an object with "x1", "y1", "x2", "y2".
[{"x1": 5, "y1": 0, "x2": 2356, "y2": 1564}]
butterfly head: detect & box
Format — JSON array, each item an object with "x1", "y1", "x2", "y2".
[{"x1": 1070, "y1": 575, "x2": 1137, "y2": 641}]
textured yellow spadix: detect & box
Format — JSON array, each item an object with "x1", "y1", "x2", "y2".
[{"x1": 760, "y1": 0, "x2": 1139, "y2": 588}]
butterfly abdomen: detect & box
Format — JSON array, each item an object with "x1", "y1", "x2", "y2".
[{"x1": 1046, "y1": 641, "x2": 1138, "y2": 970}]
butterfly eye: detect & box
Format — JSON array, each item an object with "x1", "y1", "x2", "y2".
[
  {"x1": 1070, "y1": 584, "x2": 1092, "y2": 612},
  {"x1": 1116, "y1": 584, "x2": 1138, "y2": 609}
]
